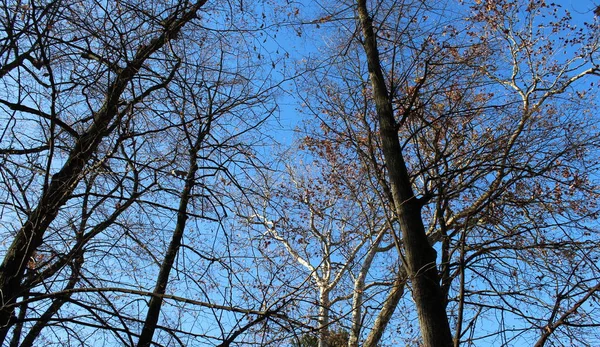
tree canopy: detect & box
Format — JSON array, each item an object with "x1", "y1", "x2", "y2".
[{"x1": 1, "y1": 0, "x2": 600, "y2": 346}]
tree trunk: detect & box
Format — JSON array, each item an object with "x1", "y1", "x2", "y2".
[
  {"x1": 137, "y1": 113, "x2": 211, "y2": 346},
  {"x1": 136, "y1": 172, "x2": 194, "y2": 346},
  {"x1": 356, "y1": 1, "x2": 453, "y2": 346},
  {"x1": 362, "y1": 268, "x2": 406, "y2": 347},
  {"x1": 348, "y1": 231, "x2": 386, "y2": 347},
  {"x1": 20, "y1": 255, "x2": 83, "y2": 347},
  {"x1": 318, "y1": 288, "x2": 330, "y2": 347}
]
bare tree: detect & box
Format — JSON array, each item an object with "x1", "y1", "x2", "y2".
[
  {"x1": 279, "y1": 0, "x2": 600, "y2": 346},
  {"x1": 3, "y1": 0, "x2": 600, "y2": 346},
  {"x1": 238, "y1": 147, "x2": 400, "y2": 347},
  {"x1": 0, "y1": 0, "x2": 289, "y2": 345}
]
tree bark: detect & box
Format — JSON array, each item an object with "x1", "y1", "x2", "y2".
[
  {"x1": 356, "y1": 1, "x2": 453, "y2": 346},
  {"x1": 318, "y1": 288, "x2": 331, "y2": 347}
]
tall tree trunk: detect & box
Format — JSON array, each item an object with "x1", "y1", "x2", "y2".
[
  {"x1": 348, "y1": 231, "x2": 386, "y2": 347},
  {"x1": 136, "y1": 164, "x2": 195, "y2": 347},
  {"x1": 362, "y1": 268, "x2": 406, "y2": 347},
  {"x1": 318, "y1": 288, "x2": 331, "y2": 347},
  {"x1": 137, "y1": 115, "x2": 211, "y2": 346},
  {"x1": 356, "y1": 1, "x2": 453, "y2": 346}
]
